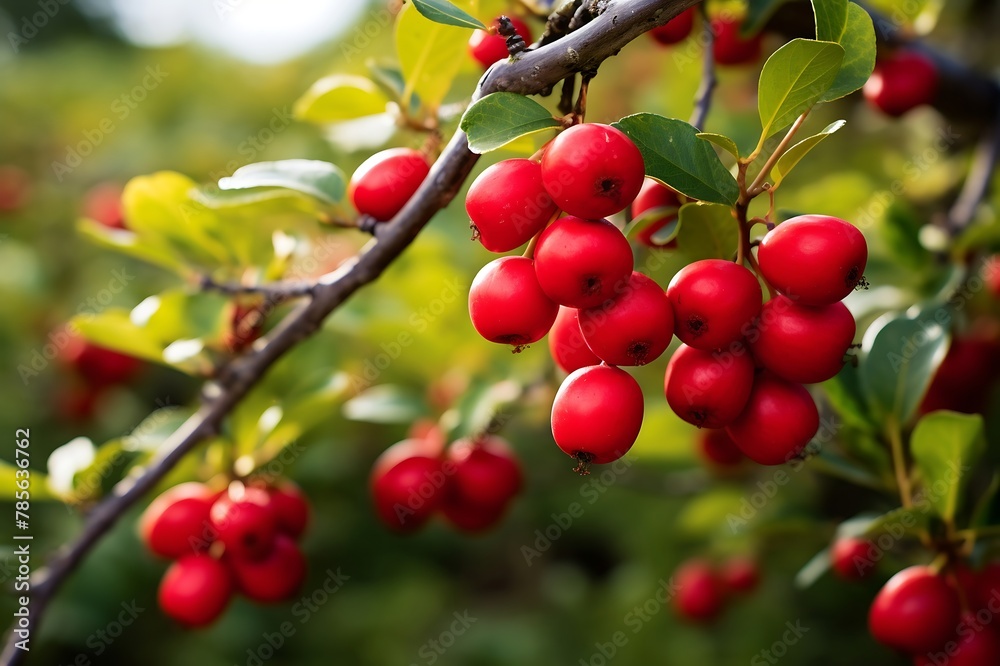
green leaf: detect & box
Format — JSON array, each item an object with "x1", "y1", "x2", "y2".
[
  {"x1": 411, "y1": 0, "x2": 486, "y2": 29},
  {"x1": 822, "y1": 363, "x2": 875, "y2": 431},
  {"x1": 745, "y1": 0, "x2": 792, "y2": 34},
  {"x1": 811, "y1": 450, "x2": 886, "y2": 490},
  {"x1": 794, "y1": 546, "x2": 831, "y2": 589},
  {"x1": 396, "y1": 2, "x2": 470, "y2": 111},
  {"x1": 77, "y1": 219, "x2": 189, "y2": 275},
  {"x1": 343, "y1": 384, "x2": 428, "y2": 424},
  {"x1": 218, "y1": 160, "x2": 346, "y2": 205},
  {"x1": 696, "y1": 132, "x2": 740, "y2": 160},
  {"x1": 771, "y1": 120, "x2": 845, "y2": 187},
  {"x1": 819, "y1": 3, "x2": 876, "y2": 102},
  {"x1": 460, "y1": 92, "x2": 560, "y2": 153},
  {"x1": 911, "y1": 411, "x2": 986, "y2": 522},
  {"x1": 449, "y1": 380, "x2": 522, "y2": 440},
  {"x1": 674, "y1": 203, "x2": 739, "y2": 261},
  {"x1": 860, "y1": 311, "x2": 950, "y2": 423},
  {"x1": 757, "y1": 39, "x2": 844, "y2": 141},
  {"x1": 0, "y1": 461, "x2": 60, "y2": 502},
  {"x1": 293, "y1": 75, "x2": 390, "y2": 124},
  {"x1": 862, "y1": 506, "x2": 930, "y2": 539},
  {"x1": 613, "y1": 114, "x2": 739, "y2": 205},
  {"x1": 625, "y1": 206, "x2": 679, "y2": 242},
  {"x1": 811, "y1": 0, "x2": 848, "y2": 41}
]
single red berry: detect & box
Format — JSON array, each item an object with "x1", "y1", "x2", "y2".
[
  {"x1": 548, "y1": 306, "x2": 601, "y2": 374},
  {"x1": 466, "y1": 159, "x2": 557, "y2": 252},
  {"x1": 467, "y1": 16, "x2": 533, "y2": 68},
  {"x1": 551, "y1": 364, "x2": 644, "y2": 467},
  {"x1": 534, "y1": 216, "x2": 635, "y2": 309},
  {"x1": 540, "y1": 124, "x2": 645, "y2": 219},
  {"x1": 919, "y1": 337, "x2": 1000, "y2": 415},
  {"x1": 757, "y1": 215, "x2": 868, "y2": 306},
  {"x1": 673, "y1": 559, "x2": 724, "y2": 623},
  {"x1": 445, "y1": 436, "x2": 522, "y2": 509},
  {"x1": 868, "y1": 565, "x2": 961, "y2": 654},
  {"x1": 725, "y1": 373, "x2": 819, "y2": 465},
  {"x1": 268, "y1": 482, "x2": 310, "y2": 538},
  {"x1": 0, "y1": 165, "x2": 31, "y2": 213},
  {"x1": 650, "y1": 7, "x2": 695, "y2": 45},
  {"x1": 210, "y1": 486, "x2": 279, "y2": 561},
  {"x1": 864, "y1": 50, "x2": 939, "y2": 117},
  {"x1": 720, "y1": 557, "x2": 760, "y2": 593},
  {"x1": 441, "y1": 499, "x2": 506, "y2": 533},
  {"x1": 229, "y1": 534, "x2": 307, "y2": 603},
  {"x1": 140, "y1": 482, "x2": 219, "y2": 559},
  {"x1": 666, "y1": 259, "x2": 762, "y2": 351},
  {"x1": 370, "y1": 438, "x2": 447, "y2": 532},
  {"x1": 469, "y1": 256, "x2": 558, "y2": 348},
  {"x1": 664, "y1": 343, "x2": 755, "y2": 428},
  {"x1": 158, "y1": 554, "x2": 233, "y2": 627},
  {"x1": 631, "y1": 177, "x2": 681, "y2": 217},
  {"x1": 60, "y1": 333, "x2": 142, "y2": 387},
  {"x1": 83, "y1": 182, "x2": 125, "y2": 229},
  {"x1": 749, "y1": 297, "x2": 856, "y2": 384},
  {"x1": 579, "y1": 272, "x2": 674, "y2": 366},
  {"x1": 711, "y1": 17, "x2": 762, "y2": 66},
  {"x1": 697, "y1": 429, "x2": 745, "y2": 467},
  {"x1": 348, "y1": 148, "x2": 430, "y2": 222},
  {"x1": 830, "y1": 537, "x2": 874, "y2": 581}
]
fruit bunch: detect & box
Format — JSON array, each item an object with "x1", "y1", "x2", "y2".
[
  {"x1": 140, "y1": 480, "x2": 309, "y2": 627},
  {"x1": 672, "y1": 556, "x2": 760, "y2": 623},
  {"x1": 648, "y1": 11, "x2": 763, "y2": 68}
]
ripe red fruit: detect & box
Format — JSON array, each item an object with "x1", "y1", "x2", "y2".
[
  {"x1": 551, "y1": 364, "x2": 644, "y2": 467},
  {"x1": 649, "y1": 7, "x2": 695, "y2": 45},
  {"x1": 158, "y1": 554, "x2": 233, "y2": 627},
  {"x1": 711, "y1": 17, "x2": 762, "y2": 66},
  {"x1": 830, "y1": 537, "x2": 874, "y2": 581},
  {"x1": 83, "y1": 182, "x2": 125, "y2": 229},
  {"x1": 466, "y1": 159, "x2": 557, "y2": 252},
  {"x1": 919, "y1": 337, "x2": 1000, "y2": 415},
  {"x1": 757, "y1": 215, "x2": 868, "y2": 306},
  {"x1": 749, "y1": 297, "x2": 856, "y2": 384},
  {"x1": 868, "y1": 565, "x2": 961, "y2": 654},
  {"x1": 348, "y1": 148, "x2": 430, "y2": 222},
  {"x1": 469, "y1": 256, "x2": 558, "y2": 348},
  {"x1": 697, "y1": 429, "x2": 745, "y2": 467},
  {"x1": 579, "y1": 272, "x2": 674, "y2": 366},
  {"x1": 664, "y1": 343, "x2": 755, "y2": 428},
  {"x1": 441, "y1": 500, "x2": 506, "y2": 533},
  {"x1": 631, "y1": 177, "x2": 681, "y2": 217},
  {"x1": 140, "y1": 483, "x2": 218, "y2": 558},
  {"x1": 673, "y1": 559, "x2": 724, "y2": 622},
  {"x1": 534, "y1": 216, "x2": 635, "y2": 309},
  {"x1": 60, "y1": 334, "x2": 141, "y2": 387},
  {"x1": 445, "y1": 436, "x2": 522, "y2": 509},
  {"x1": 720, "y1": 557, "x2": 760, "y2": 593},
  {"x1": 467, "y1": 16, "x2": 533, "y2": 68},
  {"x1": 210, "y1": 486, "x2": 278, "y2": 561},
  {"x1": 725, "y1": 373, "x2": 819, "y2": 465},
  {"x1": 268, "y1": 483, "x2": 310, "y2": 538},
  {"x1": 0, "y1": 165, "x2": 31, "y2": 212},
  {"x1": 914, "y1": 616, "x2": 1000, "y2": 666},
  {"x1": 666, "y1": 259, "x2": 762, "y2": 351},
  {"x1": 370, "y1": 439, "x2": 447, "y2": 532},
  {"x1": 863, "y1": 50, "x2": 939, "y2": 117},
  {"x1": 230, "y1": 534, "x2": 306, "y2": 603},
  {"x1": 540, "y1": 123, "x2": 645, "y2": 219},
  {"x1": 548, "y1": 306, "x2": 601, "y2": 373}
]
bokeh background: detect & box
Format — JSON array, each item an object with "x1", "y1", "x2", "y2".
[{"x1": 2, "y1": 1, "x2": 999, "y2": 665}]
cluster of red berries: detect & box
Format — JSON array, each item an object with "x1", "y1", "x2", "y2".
[
  {"x1": 370, "y1": 427, "x2": 522, "y2": 534},
  {"x1": 140, "y1": 480, "x2": 309, "y2": 627},
  {"x1": 649, "y1": 10, "x2": 763, "y2": 66},
  {"x1": 863, "y1": 49, "x2": 939, "y2": 117},
  {"x1": 672, "y1": 556, "x2": 760, "y2": 623}
]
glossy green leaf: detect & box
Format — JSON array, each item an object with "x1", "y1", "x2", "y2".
[
  {"x1": 218, "y1": 160, "x2": 347, "y2": 205},
  {"x1": 696, "y1": 132, "x2": 740, "y2": 160},
  {"x1": 674, "y1": 203, "x2": 739, "y2": 261},
  {"x1": 757, "y1": 39, "x2": 844, "y2": 141},
  {"x1": 812, "y1": 0, "x2": 848, "y2": 41},
  {"x1": 411, "y1": 0, "x2": 486, "y2": 29},
  {"x1": 343, "y1": 384, "x2": 427, "y2": 424},
  {"x1": 396, "y1": 2, "x2": 470, "y2": 110},
  {"x1": 613, "y1": 114, "x2": 739, "y2": 205},
  {"x1": 460, "y1": 92, "x2": 560, "y2": 153},
  {"x1": 822, "y1": 363, "x2": 875, "y2": 431},
  {"x1": 819, "y1": 3, "x2": 876, "y2": 102},
  {"x1": 771, "y1": 120, "x2": 845, "y2": 186},
  {"x1": 293, "y1": 75, "x2": 390, "y2": 124},
  {"x1": 911, "y1": 411, "x2": 986, "y2": 522}
]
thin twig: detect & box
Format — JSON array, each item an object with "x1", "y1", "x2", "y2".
[
  {"x1": 746, "y1": 110, "x2": 810, "y2": 199},
  {"x1": 198, "y1": 275, "x2": 316, "y2": 301},
  {"x1": 688, "y1": 3, "x2": 716, "y2": 131},
  {"x1": 946, "y1": 107, "x2": 1000, "y2": 236}
]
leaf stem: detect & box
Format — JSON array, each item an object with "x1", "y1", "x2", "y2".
[
  {"x1": 886, "y1": 418, "x2": 913, "y2": 509},
  {"x1": 747, "y1": 110, "x2": 811, "y2": 198}
]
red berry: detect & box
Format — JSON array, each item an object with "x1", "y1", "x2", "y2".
[
  {"x1": 924, "y1": 616, "x2": 1000, "y2": 666},
  {"x1": 140, "y1": 483, "x2": 218, "y2": 558},
  {"x1": 711, "y1": 17, "x2": 762, "y2": 66},
  {"x1": 468, "y1": 16, "x2": 533, "y2": 68},
  {"x1": 83, "y1": 182, "x2": 125, "y2": 229},
  {"x1": 631, "y1": 177, "x2": 681, "y2": 218},
  {"x1": 868, "y1": 565, "x2": 961, "y2": 654},
  {"x1": 551, "y1": 364, "x2": 644, "y2": 467},
  {"x1": 540, "y1": 124, "x2": 645, "y2": 219},
  {"x1": 830, "y1": 537, "x2": 874, "y2": 581},
  {"x1": 268, "y1": 482, "x2": 310, "y2": 538},
  {"x1": 348, "y1": 148, "x2": 430, "y2": 222},
  {"x1": 725, "y1": 373, "x2": 819, "y2": 465},
  {"x1": 445, "y1": 436, "x2": 522, "y2": 509},
  {"x1": 666, "y1": 259, "x2": 762, "y2": 351},
  {"x1": 210, "y1": 486, "x2": 279, "y2": 561},
  {"x1": 441, "y1": 500, "x2": 506, "y2": 533},
  {"x1": 579, "y1": 272, "x2": 674, "y2": 366},
  {"x1": 749, "y1": 297, "x2": 856, "y2": 384},
  {"x1": 985, "y1": 255, "x2": 1000, "y2": 298},
  {"x1": 720, "y1": 557, "x2": 760, "y2": 593},
  {"x1": 370, "y1": 438, "x2": 447, "y2": 532},
  {"x1": 229, "y1": 534, "x2": 306, "y2": 603},
  {"x1": 534, "y1": 216, "x2": 635, "y2": 309},
  {"x1": 548, "y1": 306, "x2": 601, "y2": 373},
  {"x1": 650, "y1": 8, "x2": 695, "y2": 45},
  {"x1": 919, "y1": 337, "x2": 1000, "y2": 415},
  {"x1": 469, "y1": 256, "x2": 558, "y2": 348},
  {"x1": 158, "y1": 554, "x2": 233, "y2": 627},
  {"x1": 757, "y1": 215, "x2": 868, "y2": 306},
  {"x1": 0, "y1": 165, "x2": 31, "y2": 213},
  {"x1": 697, "y1": 429, "x2": 745, "y2": 467},
  {"x1": 466, "y1": 159, "x2": 557, "y2": 252},
  {"x1": 864, "y1": 50, "x2": 939, "y2": 117},
  {"x1": 673, "y1": 559, "x2": 724, "y2": 622},
  {"x1": 224, "y1": 302, "x2": 265, "y2": 352},
  {"x1": 664, "y1": 343, "x2": 755, "y2": 428},
  {"x1": 60, "y1": 333, "x2": 141, "y2": 387}
]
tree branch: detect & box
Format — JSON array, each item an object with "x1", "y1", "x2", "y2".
[
  {"x1": 946, "y1": 107, "x2": 1000, "y2": 235},
  {"x1": 198, "y1": 275, "x2": 316, "y2": 301},
  {"x1": 688, "y1": 3, "x2": 716, "y2": 130}
]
